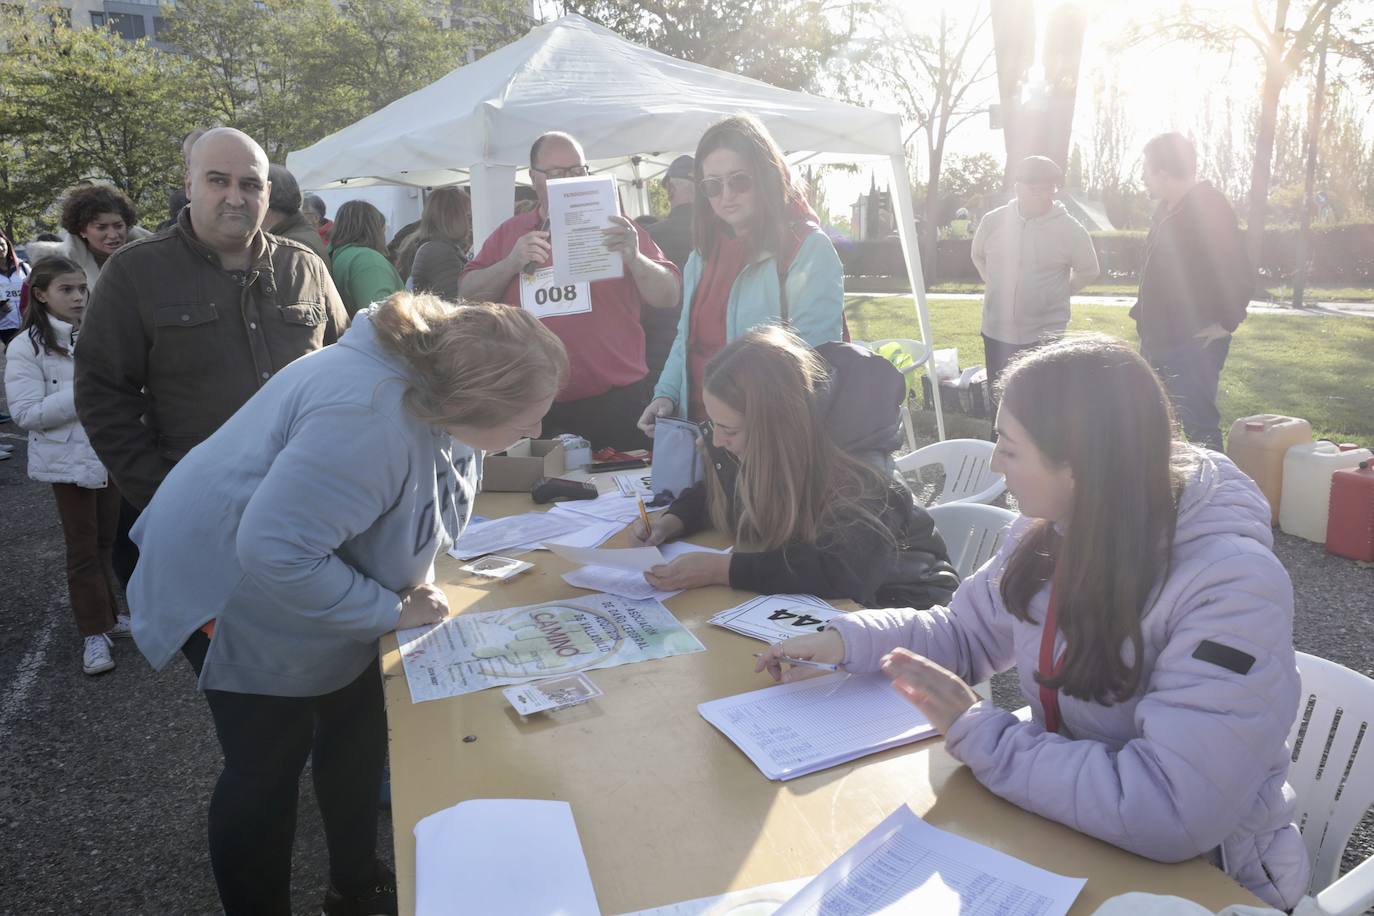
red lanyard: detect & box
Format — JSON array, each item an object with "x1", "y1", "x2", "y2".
[{"x1": 1037, "y1": 577, "x2": 1066, "y2": 734}]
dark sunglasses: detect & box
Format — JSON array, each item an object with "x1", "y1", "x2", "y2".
[
  {"x1": 532, "y1": 164, "x2": 590, "y2": 180},
  {"x1": 701, "y1": 171, "x2": 753, "y2": 198}
]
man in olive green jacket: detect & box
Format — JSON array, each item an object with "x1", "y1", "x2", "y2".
[
  {"x1": 263, "y1": 163, "x2": 330, "y2": 264},
  {"x1": 75, "y1": 128, "x2": 349, "y2": 511}
]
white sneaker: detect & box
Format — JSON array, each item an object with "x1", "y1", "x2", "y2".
[
  {"x1": 107, "y1": 614, "x2": 133, "y2": 639},
  {"x1": 82, "y1": 634, "x2": 115, "y2": 675}
]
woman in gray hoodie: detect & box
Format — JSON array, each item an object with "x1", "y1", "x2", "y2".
[
  {"x1": 759, "y1": 335, "x2": 1308, "y2": 908},
  {"x1": 129, "y1": 293, "x2": 568, "y2": 916}
]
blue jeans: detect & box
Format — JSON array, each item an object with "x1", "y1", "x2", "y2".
[{"x1": 1144, "y1": 335, "x2": 1231, "y2": 451}]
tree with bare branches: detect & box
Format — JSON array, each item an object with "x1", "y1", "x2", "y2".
[{"x1": 867, "y1": 7, "x2": 995, "y2": 282}]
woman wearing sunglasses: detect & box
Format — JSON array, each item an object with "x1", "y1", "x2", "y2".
[{"x1": 637, "y1": 115, "x2": 845, "y2": 435}]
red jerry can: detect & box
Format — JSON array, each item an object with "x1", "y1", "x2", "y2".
[{"x1": 1326, "y1": 460, "x2": 1374, "y2": 562}]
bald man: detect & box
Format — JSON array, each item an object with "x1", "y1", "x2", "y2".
[
  {"x1": 460, "y1": 130, "x2": 680, "y2": 450},
  {"x1": 76, "y1": 127, "x2": 349, "y2": 510}
]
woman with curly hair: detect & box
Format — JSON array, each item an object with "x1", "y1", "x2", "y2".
[{"x1": 27, "y1": 185, "x2": 147, "y2": 289}]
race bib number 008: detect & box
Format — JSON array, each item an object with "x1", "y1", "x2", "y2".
[{"x1": 519, "y1": 267, "x2": 591, "y2": 319}]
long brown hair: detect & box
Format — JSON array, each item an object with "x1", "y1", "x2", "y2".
[
  {"x1": 330, "y1": 200, "x2": 389, "y2": 256},
  {"x1": 20, "y1": 256, "x2": 85, "y2": 357},
  {"x1": 702, "y1": 326, "x2": 888, "y2": 552},
  {"x1": 691, "y1": 114, "x2": 808, "y2": 259},
  {"x1": 398, "y1": 187, "x2": 472, "y2": 280},
  {"x1": 369, "y1": 292, "x2": 568, "y2": 428},
  {"x1": 997, "y1": 334, "x2": 1192, "y2": 704}
]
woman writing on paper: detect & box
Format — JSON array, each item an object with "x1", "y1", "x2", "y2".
[
  {"x1": 637, "y1": 114, "x2": 845, "y2": 434},
  {"x1": 128, "y1": 293, "x2": 568, "y2": 916},
  {"x1": 632, "y1": 326, "x2": 958, "y2": 609},
  {"x1": 756, "y1": 336, "x2": 1309, "y2": 908}
]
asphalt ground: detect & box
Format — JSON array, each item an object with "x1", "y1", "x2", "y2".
[{"x1": 1, "y1": 387, "x2": 1370, "y2": 914}]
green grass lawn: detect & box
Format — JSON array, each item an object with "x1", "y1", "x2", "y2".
[
  {"x1": 846, "y1": 295, "x2": 1374, "y2": 444},
  {"x1": 924, "y1": 282, "x2": 1374, "y2": 303}
]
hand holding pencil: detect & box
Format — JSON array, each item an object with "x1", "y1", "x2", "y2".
[
  {"x1": 755, "y1": 630, "x2": 847, "y2": 683},
  {"x1": 629, "y1": 505, "x2": 684, "y2": 547}
]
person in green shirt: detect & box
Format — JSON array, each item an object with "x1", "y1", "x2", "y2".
[{"x1": 328, "y1": 201, "x2": 403, "y2": 316}]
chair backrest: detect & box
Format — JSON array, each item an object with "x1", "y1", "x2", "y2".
[
  {"x1": 864, "y1": 338, "x2": 933, "y2": 378},
  {"x1": 1287, "y1": 651, "x2": 1374, "y2": 894},
  {"x1": 925, "y1": 503, "x2": 1018, "y2": 578},
  {"x1": 896, "y1": 438, "x2": 1006, "y2": 506}
]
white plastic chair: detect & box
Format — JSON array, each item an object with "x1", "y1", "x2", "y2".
[
  {"x1": 897, "y1": 438, "x2": 1006, "y2": 506},
  {"x1": 1286, "y1": 652, "x2": 1374, "y2": 902},
  {"x1": 856, "y1": 337, "x2": 932, "y2": 453},
  {"x1": 926, "y1": 503, "x2": 1017, "y2": 702},
  {"x1": 925, "y1": 503, "x2": 1018, "y2": 580}
]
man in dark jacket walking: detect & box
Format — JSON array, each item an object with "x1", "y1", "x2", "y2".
[{"x1": 1132, "y1": 132, "x2": 1252, "y2": 450}]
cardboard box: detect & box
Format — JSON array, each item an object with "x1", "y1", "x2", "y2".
[{"x1": 482, "y1": 438, "x2": 566, "y2": 492}]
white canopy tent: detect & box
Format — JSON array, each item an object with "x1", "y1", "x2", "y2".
[{"x1": 287, "y1": 14, "x2": 946, "y2": 439}]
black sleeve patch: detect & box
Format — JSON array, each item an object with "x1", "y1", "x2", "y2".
[{"x1": 1192, "y1": 640, "x2": 1255, "y2": 675}]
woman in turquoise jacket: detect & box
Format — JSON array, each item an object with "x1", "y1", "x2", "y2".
[
  {"x1": 328, "y1": 200, "x2": 404, "y2": 316},
  {"x1": 637, "y1": 115, "x2": 845, "y2": 434}
]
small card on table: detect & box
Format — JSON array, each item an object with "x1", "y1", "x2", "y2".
[{"x1": 502, "y1": 673, "x2": 603, "y2": 715}]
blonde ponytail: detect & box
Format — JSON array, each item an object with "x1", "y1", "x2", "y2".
[{"x1": 370, "y1": 292, "x2": 568, "y2": 428}]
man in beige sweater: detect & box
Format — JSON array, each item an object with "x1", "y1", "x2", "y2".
[{"x1": 971, "y1": 156, "x2": 1099, "y2": 401}]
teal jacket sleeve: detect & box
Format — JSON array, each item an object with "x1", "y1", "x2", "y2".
[
  {"x1": 234, "y1": 402, "x2": 410, "y2": 641},
  {"x1": 782, "y1": 230, "x2": 845, "y2": 347},
  {"x1": 653, "y1": 250, "x2": 702, "y2": 412}
]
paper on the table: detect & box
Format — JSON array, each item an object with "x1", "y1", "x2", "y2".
[
  {"x1": 398, "y1": 593, "x2": 705, "y2": 702},
  {"x1": 774, "y1": 804, "x2": 1086, "y2": 916},
  {"x1": 448, "y1": 511, "x2": 587, "y2": 560},
  {"x1": 532, "y1": 519, "x2": 622, "y2": 550},
  {"x1": 559, "y1": 543, "x2": 727, "y2": 602},
  {"x1": 546, "y1": 543, "x2": 664, "y2": 572},
  {"x1": 546, "y1": 174, "x2": 624, "y2": 284},
  {"x1": 698, "y1": 672, "x2": 936, "y2": 780},
  {"x1": 708, "y1": 594, "x2": 842, "y2": 643},
  {"x1": 552, "y1": 493, "x2": 647, "y2": 524},
  {"x1": 562, "y1": 565, "x2": 681, "y2": 602},
  {"x1": 659, "y1": 541, "x2": 730, "y2": 561},
  {"x1": 613, "y1": 472, "x2": 655, "y2": 499},
  {"x1": 616, "y1": 876, "x2": 813, "y2": 915},
  {"x1": 414, "y1": 799, "x2": 600, "y2": 916}
]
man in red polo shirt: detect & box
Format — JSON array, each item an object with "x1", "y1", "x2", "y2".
[{"x1": 459, "y1": 131, "x2": 681, "y2": 450}]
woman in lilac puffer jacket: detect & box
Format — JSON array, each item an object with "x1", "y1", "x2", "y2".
[{"x1": 758, "y1": 335, "x2": 1309, "y2": 908}]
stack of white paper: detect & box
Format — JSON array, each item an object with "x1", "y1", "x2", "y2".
[
  {"x1": 449, "y1": 514, "x2": 623, "y2": 560},
  {"x1": 414, "y1": 799, "x2": 600, "y2": 916},
  {"x1": 698, "y1": 673, "x2": 936, "y2": 780},
  {"x1": 448, "y1": 512, "x2": 589, "y2": 560},
  {"x1": 774, "y1": 804, "x2": 1086, "y2": 915},
  {"x1": 562, "y1": 542, "x2": 728, "y2": 602},
  {"x1": 545, "y1": 543, "x2": 664, "y2": 571},
  {"x1": 612, "y1": 472, "x2": 655, "y2": 499},
  {"x1": 552, "y1": 493, "x2": 646, "y2": 524},
  {"x1": 708, "y1": 594, "x2": 842, "y2": 643}
]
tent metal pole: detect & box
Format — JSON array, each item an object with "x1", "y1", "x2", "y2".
[
  {"x1": 469, "y1": 163, "x2": 518, "y2": 252},
  {"x1": 887, "y1": 153, "x2": 946, "y2": 442}
]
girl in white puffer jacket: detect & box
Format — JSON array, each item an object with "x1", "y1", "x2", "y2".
[{"x1": 4, "y1": 256, "x2": 128, "y2": 675}]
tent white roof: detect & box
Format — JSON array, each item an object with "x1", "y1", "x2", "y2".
[
  {"x1": 287, "y1": 14, "x2": 903, "y2": 192},
  {"x1": 286, "y1": 13, "x2": 948, "y2": 439}
]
